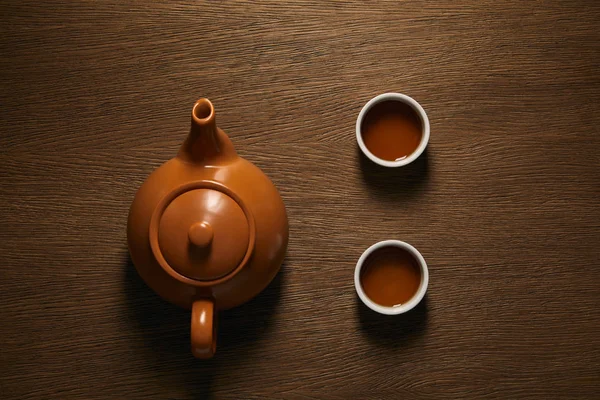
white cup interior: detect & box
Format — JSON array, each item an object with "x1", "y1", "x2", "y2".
[
  {"x1": 354, "y1": 240, "x2": 429, "y2": 315},
  {"x1": 356, "y1": 93, "x2": 430, "y2": 168}
]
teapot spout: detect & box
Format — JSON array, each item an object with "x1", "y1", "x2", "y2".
[{"x1": 178, "y1": 98, "x2": 221, "y2": 162}]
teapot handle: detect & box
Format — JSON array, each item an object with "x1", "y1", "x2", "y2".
[{"x1": 191, "y1": 299, "x2": 216, "y2": 358}]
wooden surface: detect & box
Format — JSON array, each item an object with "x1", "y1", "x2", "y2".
[{"x1": 1, "y1": 1, "x2": 599, "y2": 398}]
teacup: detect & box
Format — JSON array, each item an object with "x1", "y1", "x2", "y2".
[
  {"x1": 355, "y1": 240, "x2": 429, "y2": 315},
  {"x1": 356, "y1": 93, "x2": 430, "y2": 167}
]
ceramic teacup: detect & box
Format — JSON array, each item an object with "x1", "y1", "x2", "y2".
[
  {"x1": 356, "y1": 93, "x2": 430, "y2": 167},
  {"x1": 354, "y1": 240, "x2": 429, "y2": 315}
]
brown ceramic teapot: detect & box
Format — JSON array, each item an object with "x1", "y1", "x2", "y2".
[{"x1": 127, "y1": 98, "x2": 288, "y2": 358}]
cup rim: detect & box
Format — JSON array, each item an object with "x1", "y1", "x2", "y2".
[
  {"x1": 354, "y1": 240, "x2": 429, "y2": 315},
  {"x1": 356, "y1": 93, "x2": 430, "y2": 167}
]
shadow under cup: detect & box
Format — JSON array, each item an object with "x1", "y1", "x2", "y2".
[{"x1": 355, "y1": 240, "x2": 429, "y2": 315}]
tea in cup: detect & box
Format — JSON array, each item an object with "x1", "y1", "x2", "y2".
[
  {"x1": 355, "y1": 240, "x2": 428, "y2": 315},
  {"x1": 356, "y1": 93, "x2": 430, "y2": 167}
]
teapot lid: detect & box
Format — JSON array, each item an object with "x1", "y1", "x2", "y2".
[{"x1": 149, "y1": 181, "x2": 255, "y2": 283}]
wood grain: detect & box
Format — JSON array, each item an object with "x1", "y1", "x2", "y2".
[{"x1": 1, "y1": 1, "x2": 599, "y2": 398}]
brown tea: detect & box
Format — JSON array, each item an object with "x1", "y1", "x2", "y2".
[
  {"x1": 361, "y1": 100, "x2": 423, "y2": 161},
  {"x1": 360, "y1": 246, "x2": 422, "y2": 307}
]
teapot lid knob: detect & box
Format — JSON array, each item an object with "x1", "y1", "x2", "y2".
[{"x1": 188, "y1": 221, "x2": 213, "y2": 248}]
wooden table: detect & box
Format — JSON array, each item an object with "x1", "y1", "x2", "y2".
[{"x1": 2, "y1": 1, "x2": 599, "y2": 398}]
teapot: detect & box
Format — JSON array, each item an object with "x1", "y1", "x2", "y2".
[{"x1": 127, "y1": 98, "x2": 288, "y2": 358}]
